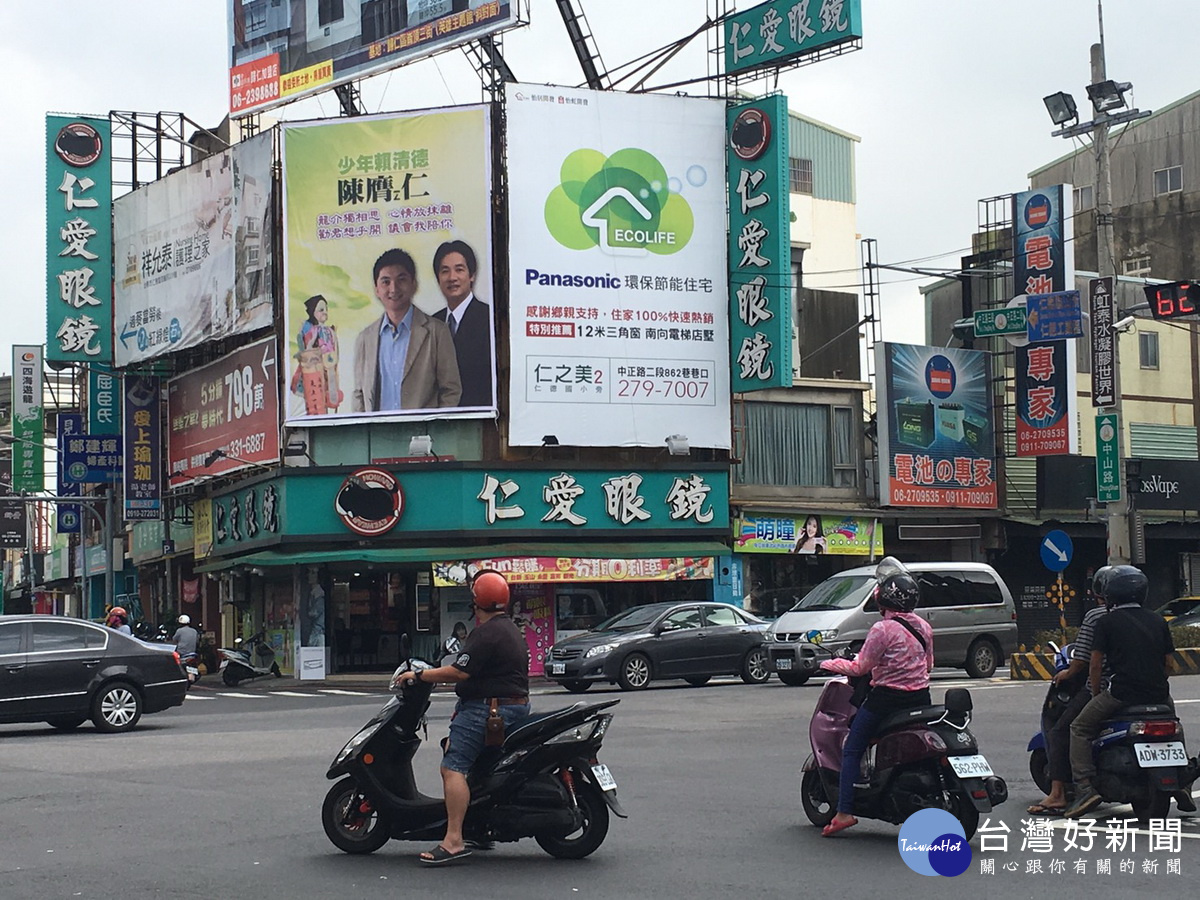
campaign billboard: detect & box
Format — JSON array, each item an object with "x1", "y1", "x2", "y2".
[
  {"x1": 505, "y1": 84, "x2": 731, "y2": 449},
  {"x1": 228, "y1": 0, "x2": 519, "y2": 117},
  {"x1": 46, "y1": 115, "x2": 113, "y2": 364},
  {"x1": 168, "y1": 337, "x2": 281, "y2": 484},
  {"x1": 874, "y1": 342, "x2": 997, "y2": 509},
  {"x1": 112, "y1": 131, "x2": 274, "y2": 366},
  {"x1": 282, "y1": 106, "x2": 495, "y2": 425}
]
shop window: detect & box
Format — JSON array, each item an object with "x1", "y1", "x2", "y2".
[
  {"x1": 318, "y1": 0, "x2": 345, "y2": 26},
  {"x1": 832, "y1": 406, "x2": 857, "y2": 488},
  {"x1": 737, "y1": 401, "x2": 859, "y2": 488},
  {"x1": 1122, "y1": 255, "x2": 1151, "y2": 277},
  {"x1": 789, "y1": 157, "x2": 814, "y2": 195}
]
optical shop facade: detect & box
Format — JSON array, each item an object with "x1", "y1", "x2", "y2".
[{"x1": 195, "y1": 463, "x2": 731, "y2": 678}]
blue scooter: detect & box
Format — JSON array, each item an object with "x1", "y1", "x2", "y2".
[{"x1": 1027, "y1": 642, "x2": 1197, "y2": 820}]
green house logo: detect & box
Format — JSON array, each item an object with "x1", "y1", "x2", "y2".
[{"x1": 545, "y1": 148, "x2": 695, "y2": 255}]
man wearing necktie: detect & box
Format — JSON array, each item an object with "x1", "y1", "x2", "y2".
[
  {"x1": 431, "y1": 240, "x2": 495, "y2": 408},
  {"x1": 351, "y1": 248, "x2": 461, "y2": 412}
]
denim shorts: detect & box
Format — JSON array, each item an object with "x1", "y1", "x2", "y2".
[{"x1": 442, "y1": 698, "x2": 531, "y2": 775}]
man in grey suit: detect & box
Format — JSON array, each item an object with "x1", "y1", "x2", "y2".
[
  {"x1": 352, "y1": 248, "x2": 461, "y2": 412},
  {"x1": 431, "y1": 240, "x2": 494, "y2": 408}
]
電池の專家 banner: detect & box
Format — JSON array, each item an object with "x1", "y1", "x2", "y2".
[
  {"x1": 505, "y1": 84, "x2": 731, "y2": 449},
  {"x1": 282, "y1": 106, "x2": 496, "y2": 425}
]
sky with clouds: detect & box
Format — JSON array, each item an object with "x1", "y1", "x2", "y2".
[{"x1": 6, "y1": 0, "x2": 1197, "y2": 373}]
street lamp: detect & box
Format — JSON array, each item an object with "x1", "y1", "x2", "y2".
[
  {"x1": 1043, "y1": 39, "x2": 1151, "y2": 566},
  {"x1": 202, "y1": 448, "x2": 276, "y2": 472}
]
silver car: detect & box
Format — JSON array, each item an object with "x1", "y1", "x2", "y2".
[{"x1": 763, "y1": 562, "x2": 1018, "y2": 684}]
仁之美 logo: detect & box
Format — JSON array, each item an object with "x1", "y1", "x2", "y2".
[
  {"x1": 544, "y1": 147, "x2": 697, "y2": 256},
  {"x1": 897, "y1": 808, "x2": 972, "y2": 877}
]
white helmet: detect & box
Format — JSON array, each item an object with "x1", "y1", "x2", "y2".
[{"x1": 178, "y1": 614, "x2": 191, "y2": 625}]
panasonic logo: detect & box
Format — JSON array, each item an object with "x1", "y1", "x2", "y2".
[{"x1": 525, "y1": 268, "x2": 621, "y2": 289}]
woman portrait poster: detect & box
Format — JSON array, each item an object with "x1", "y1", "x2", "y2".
[{"x1": 791, "y1": 515, "x2": 827, "y2": 555}]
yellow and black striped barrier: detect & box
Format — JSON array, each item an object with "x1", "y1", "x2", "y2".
[
  {"x1": 1011, "y1": 649, "x2": 1200, "y2": 680},
  {"x1": 1009, "y1": 653, "x2": 1057, "y2": 681}
]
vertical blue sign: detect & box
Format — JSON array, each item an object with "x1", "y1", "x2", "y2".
[
  {"x1": 56, "y1": 414, "x2": 83, "y2": 533},
  {"x1": 123, "y1": 375, "x2": 161, "y2": 521}
]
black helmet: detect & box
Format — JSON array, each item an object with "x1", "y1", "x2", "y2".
[
  {"x1": 1104, "y1": 565, "x2": 1148, "y2": 608},
  {"x1": 1091, "y1": 566, "x2": 1115, "y2": 602},
  {"x1": 874, "y1": 556, "x2": 920, "y2": 612}
]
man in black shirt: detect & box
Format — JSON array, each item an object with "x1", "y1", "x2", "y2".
[
  {"x1": 396, "y1": 571, "x2": 530, "y2": 864},
  {"x1": 1064, "y1": 566, "x2": 1175, "y2": 818}
]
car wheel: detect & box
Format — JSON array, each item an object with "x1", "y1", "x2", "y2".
[
  {"x1": 965, "y1": 638, "x2": 1000, "y2": 679},
  {"x1": 91, "y1": 681, "x2": 143, "y2": 733},
  {"x1": 46, "y1": 715, "x2": 87, "y2": 731},
  {"x1": 561, "y1": 680, "x2": 592, "y2": 693},
  {"x1": 778, "y1": 671, "x2": 811, "y2": 687},
  {"x1": 741, "y1": 647, "x2": 770, "y2": 684},
  {"x1": 684, "y1": 675, "x2": 711, "y2": 687},
  {"x1": 617, "y1": 653, "x2": 652, "y2": 691},
  {"x1": 322, "y1": 777, "x2": 392, "y2": 854}
]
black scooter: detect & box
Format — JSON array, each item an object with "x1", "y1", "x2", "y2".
[{"x1": 322, "y1": 653, "x2": 626, "y2": 859}]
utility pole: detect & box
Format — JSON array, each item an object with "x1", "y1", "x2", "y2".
[{"x1": 1090, "y1": 40, "x2": 1132, "y2": 566}]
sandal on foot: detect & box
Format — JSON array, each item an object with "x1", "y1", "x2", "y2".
[
  {"x1": 419, "y1": 845, "x2": 473, "y2": 865},
  {"x1": 1026, "y1": 803, "x2": 1065, "y2": 816},
  {"x1": 822, "y1": 816, "x2": 858, "y2": 837}
]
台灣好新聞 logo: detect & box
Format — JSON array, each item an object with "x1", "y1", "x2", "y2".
[
  {"x1": 544, "y1": 147, "x2": 700, "y2": 256},
  {"x1": 897, "y1": 808, "x2": 972, "y2": 876}
]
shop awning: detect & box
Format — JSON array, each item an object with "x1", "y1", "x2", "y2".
[{"x1": 195, "y1": 540, "x2": 732, "y2": 573}]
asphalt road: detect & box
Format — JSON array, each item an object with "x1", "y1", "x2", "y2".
[{"x1": 3, "y1": 670, "x2": 1199, "y2": 899}]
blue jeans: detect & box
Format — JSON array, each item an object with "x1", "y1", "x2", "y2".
[
  {"x1": 442, "y1": 698, "x2": 531, "y2": 775},
  {"x1": 838, "y1": 706, "x2": 881, "y2": 815}
]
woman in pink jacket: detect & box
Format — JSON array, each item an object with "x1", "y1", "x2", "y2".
[{"x1": 818, "y1": 560, "x2": 934, "y2": 836}]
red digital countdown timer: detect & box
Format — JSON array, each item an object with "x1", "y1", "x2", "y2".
[{"x1": 1144, "y1": 281, "x2": 1200, "y2": 321}]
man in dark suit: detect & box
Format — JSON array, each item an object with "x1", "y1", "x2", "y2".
[{"x1": 431, "y1": 240, "x2": 494, "y2": 408}]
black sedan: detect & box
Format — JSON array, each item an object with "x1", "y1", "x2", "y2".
[
  {"x1": 545, "y1": 601, "x2": 771, "y2": 692},
  {"x1": 0, "y1": 615, "x2": 189, "y2": 733}
]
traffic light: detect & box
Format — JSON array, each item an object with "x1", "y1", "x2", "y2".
[{"x1": 1144, "y1": 281, "x2": 1200, "y2": 321}]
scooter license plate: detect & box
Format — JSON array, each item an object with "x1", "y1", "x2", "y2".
[
  {"x1": 776, "y1": 658, "x2": 793, "y2": 670},
  {"x1": 591, "y1": 763, "x2": 617, "y2": 792},
  {"x1": 185, "y1": 666, "x2": 199, "y2": 677},
  {"x1": 948, "y1": 754, "x2": 994, "y2": 778},
  {"x1": 549, "y1": 662, "x2": 566, "y2": 676},
  {"x1": 1134, "y1": 741, "x2": 1187, "y2": 767}
]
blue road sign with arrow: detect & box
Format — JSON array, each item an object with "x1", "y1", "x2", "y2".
[{"x1": 1040, "y1": 529, "x2": 1074, "y2": 572}]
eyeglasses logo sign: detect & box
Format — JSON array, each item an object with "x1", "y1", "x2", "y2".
[{"x1": 544, "y1": 147, "x2": 703, "y2": 256}]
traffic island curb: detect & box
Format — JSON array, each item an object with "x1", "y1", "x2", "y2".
[{"x1": 1011, "y1": 649, "x2": 1200, "y2": 680}]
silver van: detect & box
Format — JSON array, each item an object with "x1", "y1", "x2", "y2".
[{"x1": 763, "y1": 562, "x2": 1018, "y2": 684}]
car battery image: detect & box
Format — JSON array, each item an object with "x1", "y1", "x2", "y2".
[
  {"x1": 962, "y1": 413, "x2": 989, "y2": 451},
  {"x1": 937, "y1": 403, "x2": 966, "y2": 442},
  {"x1": 894, "y1": 398, "x2": 936, "y2": 448}
]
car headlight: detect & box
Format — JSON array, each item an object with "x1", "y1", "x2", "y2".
[
  {"x1": 811, "y1": 629, "x2": 838, "y2": 644},
  {"x1": 585, "y1": 643, "x2": 619, "y2": 658}
]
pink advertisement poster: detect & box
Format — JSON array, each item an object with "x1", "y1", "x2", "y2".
[{"x1": 511, "y1": 584, "x2": 553, "y2": 676}]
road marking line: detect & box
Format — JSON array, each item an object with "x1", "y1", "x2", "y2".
[
  {"x1": 222, "y1": 692, "x2": 269, "y2": 699},
  {"x1": 319, "y1": 689, "x2": 374, "y2": 696},
  {"x1": 271, "y1": 691, "x2": 322, "y2": 697},
  {"x1": 183, "y1": 694, "x2": 215, "y2": 701}
]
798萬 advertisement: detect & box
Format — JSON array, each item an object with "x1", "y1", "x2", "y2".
[
  {"x1": 875, "y1": 342, "x2": 996, "y2": 509},
  {"x1": 505, "y1": 84, "x2": 731, "y2": 448}
]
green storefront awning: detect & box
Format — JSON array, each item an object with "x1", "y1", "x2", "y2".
[{"x1": 195, "y1": 541, "x2": 732, "y2": 573}]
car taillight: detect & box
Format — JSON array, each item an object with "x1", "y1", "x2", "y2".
[
  {"x1": 173, "y1": 651, "x2": 181, "y2": 665},
  {"x1": 1130, "y1": 720, "x2": 1178, "y2": 737}
]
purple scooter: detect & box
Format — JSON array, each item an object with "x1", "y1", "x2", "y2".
[{"x1": 800, "y1": 655, "x2": 1008, "y2": 839}]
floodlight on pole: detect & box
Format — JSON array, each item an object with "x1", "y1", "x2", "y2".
[
  {"x1": 1085, "y1": 79, "x2": 1130, "y2": 114},
  {"x1": 1042, "y1": 91, "x2": 1078, "y2": 126}
]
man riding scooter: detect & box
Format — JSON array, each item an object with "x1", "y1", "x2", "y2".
[
  {"x1": 1063, "y1": 565, "x2": 1191, "y2": 818},
  {"x1": 173, "y1": 615, "x2": 202, "y2": 686}
]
